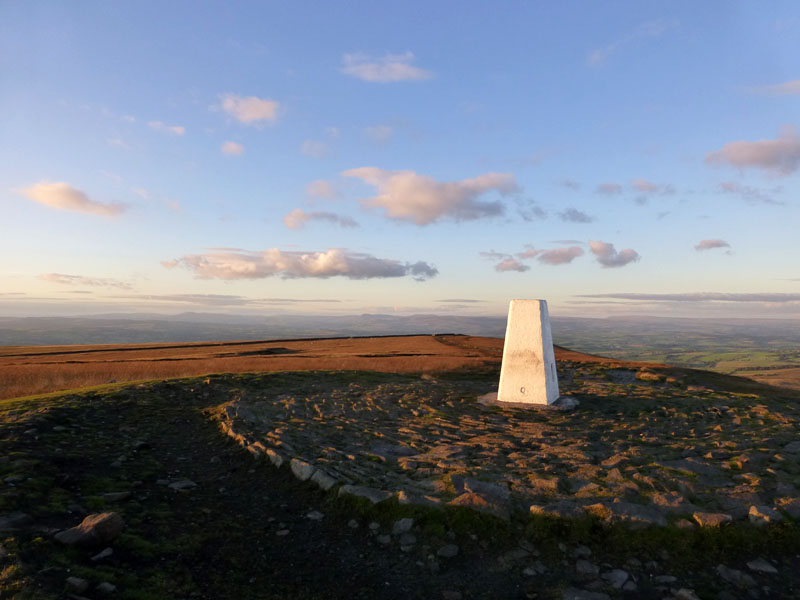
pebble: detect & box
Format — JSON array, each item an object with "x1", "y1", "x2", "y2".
[
  {"x1": 347, "y1": 519, "x2": 359, "y2": 529},
  {"x1": 306, "y1": 510, "x2": 324, "y2": 521},
  {"x1": 437, "y1": 544, "x2": 459, "y2": 558},
  {"x1": 275, "y1": 529, "x2": 290, "y2": 536},
  {"x1": 377, "y1": 534, "x2": 391, "y2": 545},
  {"x1": 96, "y1": 582, "x2": 117, "y2": 594}
]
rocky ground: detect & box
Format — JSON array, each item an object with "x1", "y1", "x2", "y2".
[{"x1": 1, "y1": 351, "x2": 799, "y2": 599}]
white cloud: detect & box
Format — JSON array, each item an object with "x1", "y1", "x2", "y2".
[
  {"x1": 162, "y1": 248, "x2": 437, "y2": 280},
  {"x1": 283, "y1": 209, "x2": 358, "y2": 230},
  {"x1": 589, "y1": 240, "x2": 640, "y2": 268},
  {"x1": 220, "y1": 93, "x2": 280, "y2": 125},
  {"x1": 596, "y1": 183, "x2": 623, "y2": 195},
  {"x1": 695, "y1": 239, "x2": 730, "y2": 251},
  {"x1": 301, "y1": 140, "x2": 328, "y2": 158},
  {"x1": 588, "y1": 19, "x2": 678, "y2": 66},
  {"x1": 559, "y1": 208, "x2": 594, "y2": 223},
  {"x1": 39, "y1": 273, "x2": 131, "y2": 289},
  {"x1": 17, "y1": 182, "x2": 126, "y2": 217},
  {"x1": 495, "y1": 258, "x2": 529, "y2": 272},
  {"x1": 343, "y1": 167, "x2": 519, "y2": 225},
  {"x1": 306, "y1": 179, "x2": 338, "y2": 200},
  {"x1": 752, "y1": 80, "x2": 800, "y2": 96},
  {"x1": 706, "y1": 125, "x2": 800, "y2": 175},
  {"x1": 341, "y1": 52, "x2": 433, "y2": 83},
  {"x1": 221, "y1": 141, "x2": 244, "y2": 155},
  {"x1": 365, "y1": 124, "x2": 393, "y2": 142},
  {"x1": 148, "y1": 121, "x2": 185, "y2": 135},
  {"x1": 537, "y1": 246, "x2": 584, "y2": 265}
]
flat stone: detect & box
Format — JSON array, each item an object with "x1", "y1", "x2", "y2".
[
  {"x1": 575, "y1": 559, "x2": 599, "y2": 575},
  {"x1": 554, "y1": 396, "x2": 579, "y2": 411},
  {"x1": 673, "y1": 589, "x2": 701, "y2": 600},
  {"x1": 168, "y1": 479, "x2": 197, "y2": 491},
  {"x1": 747, "y1": 557, "x2": 778, "y2": 574},
  {"x1": 66, "y1": 576, "x2": 89, "y2": 593},
  {"x1": 55, "y1": 512, "x2": 124, "y2": 546},
  {"x1": 392, "y1": 518, "x2": 414, "y2": 535},
  {"x1": 748, "y1": 505, "x2": 783, "y2": 526},
  {"x1": 339, "y1": 485, "x2": 394, "y2": 504},
  {"x1": 693, "y1": 512, "x2": 732, "y2": 527},
  {"x1": 306, "y1": 510, "x2": 324, "y2": 521},
  {"x1": 448, "y1": 491, "x2": 510, "y2": 520},
  {"x1": 601, "y1": 569, "x2": 629, "y2": 589},
  {"x1": 265, "y1": 448, "x2": 284, "y2": 468},
  {"x1": 782, "y1": 441, "x2": 800, "y2": 454},
  {"x1": 397, "y1": 490, "x2": 441, "y2": 507},
  {"x1": 310, "y1": 469, "x2": 338, "y2": 491},
  {"x1": 585, "y1": 501, "x2": 667, "y2": 528},
  {"x1": 96, "y1": 582, "x2": 117, "y2": 594},
  {"x1": 290, "y1": 458, "x2": 316, "y2": 481}
]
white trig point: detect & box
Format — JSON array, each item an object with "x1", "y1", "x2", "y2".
[{"x1": 497, "y1": 299, "x2": 559, "y2": 405}]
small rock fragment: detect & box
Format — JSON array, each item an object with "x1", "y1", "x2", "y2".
[
  {"x1": 66, "y1": 577, "x2": 89, "y2": 593},
  {"x1": 91, "y1": 547, "x2": 113, "y2": 562},
  {"x1": 437, "y1": 544, "x2": 459, "y2": 558},
  {"x1": 306, "y1": 510, "x2": 324, "y2": 521},
  {"x1": 167, "y1": 479, "x2": 197, "y2": 491}
]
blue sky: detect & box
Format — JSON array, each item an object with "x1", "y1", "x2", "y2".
[{"x1": 2, "y1": 1, "x2": 799, "y2": 319}]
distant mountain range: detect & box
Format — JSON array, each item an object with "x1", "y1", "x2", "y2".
[{"x1": 1, "y1": 312, "x2": 797, "y2": 351}]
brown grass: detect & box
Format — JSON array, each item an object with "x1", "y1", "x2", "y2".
[{"x1": 0, "y1": 335, "x2": 509, "y2": 401}]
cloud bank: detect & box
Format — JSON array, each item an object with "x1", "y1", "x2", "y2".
[
  {"x1": 162, "y1": 248, "x2": 437, "y2": 280},
  {"x1": 579, "y1": 292, "x2": 800, "y2": 303},
  {"x1": 341, "y1": 52, "x2": 432, "y2": 82},
  {"x1": 706, "y1": 125, "x2": 800, "y2": 175},
  {"x1": 343, "y1": 167, "x2": 518, "y2": 225},
  {"x1": 18, "y1": 182, "x2": 126, "y2": 217},
  {"x1": 283, "y1": 209, "x2": 358, "y2": 230},
  {"x1": 220, "y1": 94, "x2": 280, "y2": 124},
  {"x1": 39, "y1": 273, "x2": 131, "y2": 289},
  {"x1": 589, "y1": 240, "x2": 640, "y2": 268}
]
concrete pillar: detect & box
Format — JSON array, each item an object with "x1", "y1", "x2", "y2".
[{"x1": 497, "y1": 299, "x2": 559, "y2": 405}]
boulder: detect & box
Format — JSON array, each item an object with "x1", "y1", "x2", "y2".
[{"x1": 55, "y1": 512, "x2": 124, "y2": 546}]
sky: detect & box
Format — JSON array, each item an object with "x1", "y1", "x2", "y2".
[{"x1": 2, "y1": 1, "x2": 799, "y2": 320}]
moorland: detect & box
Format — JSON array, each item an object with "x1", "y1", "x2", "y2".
[{"x1": 1, "y1": 335, "x2": 799, "y2": 599}]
